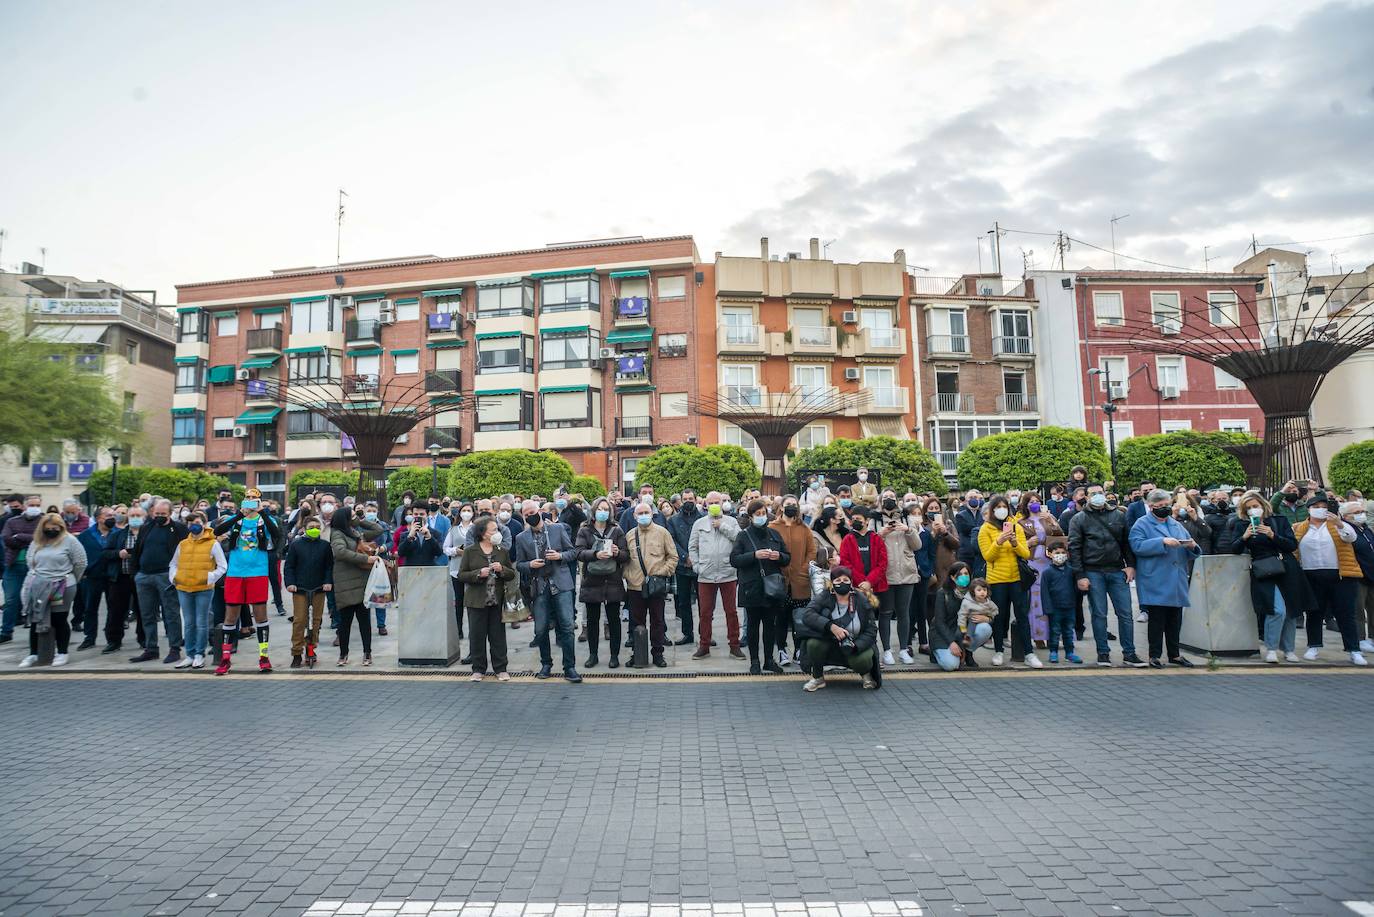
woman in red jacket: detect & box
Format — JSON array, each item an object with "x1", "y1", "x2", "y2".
[{"x1": 838, "y1": 509, "x2": 889, "y2": 660}]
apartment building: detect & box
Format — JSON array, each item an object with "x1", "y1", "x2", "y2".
[
  {"x1": 910, "y1": 274, "x2": 1043, "y2": 476},
  {"x1": 696, "y1": 238, "x2": 917, "y2": 463},
  {"x1": 0, "y1": 270, "x2": 175, "y2": 504},
  {"x1": 171, "y1": 236, "x2": 701, "y2": 498}
]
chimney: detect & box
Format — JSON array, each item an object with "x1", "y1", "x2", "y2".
[
  {"x1": 714, "y1": 251, "x2": 721, "y2": 259},
  {"x1": 760, "y1": 237, "x2": 770, "y2": 262},
  {"x1": 809, "y1": 237, "x2": 820, "y2": 260},
  {"x1": 894, "y1": 249, "x2": 906, "y2": 267}
]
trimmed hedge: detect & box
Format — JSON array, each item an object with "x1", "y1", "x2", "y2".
[
  {"x1": 569, "y1": 474, "x2": 606, "y2": 499},
  {"x1": 386, "y1": 466, "x2": 441, "y2": 501},
  {"x1": 84, "y1": 467, "x2": 243, "y2": 508},
  {"x1": 790, "y1": 437, "x2": 946, "y2": 496},
  {"x1": 1114, "y1": 430, "x2": 1256, "y2": 490},
  {"x1": 632, "y1": 444, "x2": 762, "y2": 498},
  {"x1": 955, "y1": 426, "x2": 1110, "y2": 493},
  {"x1": 446, "y1": 449, "x2": 575, "y2": 500},
  {"x1": 1329, "y1": 439, "x2": 1374, "y2": 497},
  {"x1": 287, "y1": 469, "x2": 362, "y2": 499}
]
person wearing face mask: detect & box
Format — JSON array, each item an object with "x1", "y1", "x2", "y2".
[
  {"x1": 929, "y1": 562, "x2": 990, "y2": 670},
  {"x1": 1173, "y1": 494, "x2": 1213, "y2": 559},
  {"x1": 833, "y1": 485, "x2": 856, "y2": 516},
  {"x1": 168, "y1": 511, "x2": 228, "y2": 669},
  {"x1": 1339, "y1": 501, "x2": 1374, "y2": 653},
  {"x1": 1046, "y1": 485, "x2": 1072, "y2": 520},
  {"x1": 1016, "y1": 492, "x2": 1059, "y2": 649},
  {"x1": 620, "y1": 501, "x2": 678, "y2": 669},
  {"x1": 1, "y1": 496, "x2": 46, "y2": 644},
  {"x1": 60, "y1": 498, "x2": 91, "y2": 536},
  {"x1": 1226, "y1": 490, "x2": 1305, "y2": 662},
  {"x1": 73, "y1": 507, "x2": 124, "y2": 650},
  {"x1": 836, "y1": 510, "x2": 889, "y2": 665},
  {"x1": 811, "y1": 504, "x2": 849, "y2": 567},
  {"x1": 978, "y1": 495, "x2": 1041, "y2": 668},
  {"x1": 1039, "y1": 539, "x2": 1082, "y2": 664},
  {"x1": 797, "y1": 566, "x2": 879, "y2": 690},
  {"x1": 953, "y1": 489, "x2": 987, "y2": 579},
  {"x1": 800, "y1": 475, "x2": 831, "y2": 523},
  {"x1": 442, "y1": 502, "x2": 479, "y2": 656},
  {"x1": 1128, "y1": 490, "x2": 1201, "y2": 668},
  {"x1": 1292, "y1": 493, "x2": 1365, "y2": 665},
  {"x1": 851, "y1": 468, "x2": 878, "y2": 510},
  {"x1": 1202, "y1": 490, "x2": 1233, "y2": 544},
  {"x1": 210, "y1": 489, "x2": 281, "y2": 674},
  {"x1": 665, "y1": 490, "x2": 700, "y2": 648},
  {"x1": 689, "y1": 491, "x2": 743, "y2": 660},
  {"x1": 127, "y1": 498, "x2": 190, "y2": 664},
  {"x1": 108, "y1": 506, "x2": 146, "y2": 652},
  {"x1": 770, "y1": 494, "x2": 823, "y2": 668},
  {"x1": 1271, "y1": 480, "x2": 1309, "y2": 525},
  {"x1": 328, "y1": 505, "x2": 383, "y2": 667},
  {"x1": 575, "y1": 497, "x2": 629, "y2": 669},
  {"x1": 514, "y1": 499, "x2": 582, "y2": 681},
  {"x1": 16, "y1": 513, "x2": 86, "y2": 668},
  {"x1": 391, "y1": 491, "x2": 417, "y2": 528},
  {"x1": 729, "y1": 500, "x2": 793, "y2": 675},
  {"x1": 557, "y1": 493, "x2": 588, "y2": 535},
  {"x1": 1068, "y1": 486, "x2": 1143, "y2": 668},
  {"x1": 282, "y1": 515, "x2": 334, "y2": 669},
  {"x1": 873, "y1": 496, "x2": 922, "y2": 667},
  {"x1": 618, "y1": 489, "x2": 666, "y2": 534},
  {"x1": 457, "y1": 517, "x2": 516, "y2": 681}
]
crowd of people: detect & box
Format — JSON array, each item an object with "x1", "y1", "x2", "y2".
[{"x1": 2, "y1": 465, "x2": 1372, "y2": 689}]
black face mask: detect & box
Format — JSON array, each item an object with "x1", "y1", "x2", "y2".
[
  {"x1": 524, "y1": 513, "x2": 542, "y2": 528},
  {"x1": 42, "y1": 528, "x2": 62, "y2": 538},
  {"x1": 783, "y1": 505, "x2": 799, "y2": 518},
  {"x1": 1284, "y1": 492, "x2": 1299, "y2": 502},
  {"x1": 1151, "y1": 505, "x2": 1172, "y2": 518},
  {"x1": 682, "y1": 502, "x2": 697, "y2": 514},
  {"x1": 833, "y1": 582, "x2": 853, "y2": 596},
  {"x1": 1215, "y1": 500, "x2": 1230, "y2": 511},
  {"x1": 882, "y1": 499, "x2": 898, "y2": 511}
]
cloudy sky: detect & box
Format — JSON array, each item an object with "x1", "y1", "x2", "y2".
[{"x1": 1, "y1": 0, "x2": 1371, "y2": 302}]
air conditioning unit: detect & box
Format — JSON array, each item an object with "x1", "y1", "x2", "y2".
[
  {"x1": 1159, "y1": 319, "x2": 1181, "y2": 335},
  {"x1": 1161, "y1": 385, "x2": 1180, "y2": 399},
  {"x1": 1107, "y1": 382, "x2": 1126, "y2": 401},
  {"x1": 598, "y1": 347, "x2": 618, "y2": 360},
  {"x1": 235, "y1": 368, "x2": 251, "y2": 381},
  {"x1": 232, "y1": 425, "x2": 250, "y2": 438},
  {"x1": 466, "y1": 311, "x2": 477, "y2": 324},
  {"x1": 334, "y1": 295, "x2": 354, "y2": 308},
  {"x1": 844, "y1": 367, "x2": 861, "y2": 381},
  {"x1": 377, "y1": 310, "x2": 396, "y2": 326},
  {"x1": 1060, "y1": 278, "x2": 1072, "y2": 289},
  {"x1": 841, "y1": 311, "x2": 858, "y2": 324}
]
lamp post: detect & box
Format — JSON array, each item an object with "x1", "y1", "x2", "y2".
[
  {"x1": 1087, "y1": 367, "x2": 1119, "y2": 483},
  {"x1": 427, "y1": 443, "x2": 443, "y2": 498},
  {"x1": 109, "y1": 448, "x2": 120, "y2": 506}
]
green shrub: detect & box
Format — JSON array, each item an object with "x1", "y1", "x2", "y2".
[
  {"x1": 386, "y1": 465, "x2": 440, "y2": 500},
  {"x1": 84, "y1": 467, "x2": 243, "y2": 508},
  {"x1": 569, "y1": 474, "x2": 606, "y2": 499},
  {"x1": 790, "y1": 437, "x2": 946, "y2": 496},
  {"x1": 633, "y1": 444, "x2": 762, "y2": 497},
  {"x1": 1329, "y1": 439, "x2": 1374, "y2": 496},
  {"x1": 955, "y1": 426, "x2": 1110, "y2": 493},
  {"x1": 1114, "y1": 430, "x2": 1256, "y2": 490},
  {"x1": 287, "y1": 469, "x2": 363, "y2": 500},
  {"x1": 446, "y1": 449, "x2": 574, "y2": 500}
]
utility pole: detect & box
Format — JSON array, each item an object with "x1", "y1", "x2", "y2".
[
  {"x1": 990, "y1": 222, "x2": 1003, "y2": 276},
  {"x1": 336, "y1": 189, "x2": 349, "y2": 265},
  {"x1": 1203, "y1": 245, "x2": 1212, "y2": 271},
  {"x1": 1109, "y1": 214, "x2": 1129, "y2": 269},
  {"x1": 975, "y1": 237, "x2": 983, "y2": 273},
  {"x1": 1252, "y1": 234, "x2": 1259, "y2": 257}
]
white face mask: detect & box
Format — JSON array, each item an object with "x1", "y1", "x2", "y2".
[
  {"x1": 1353, "y1": 513, "x2": 1368, "y2": 526},
  {"x1": 24, "y1": 506, "x2": 42, "y2": 518},
  {"x1": 489, "y1": 532, "x2": 502, "y2": 546},
  {"x1": 1247, "y1": 506, "x2": 1263, "y2": 518},
  {"x1": 498, "y1": 510, "x2": 511, "y2": 522},
  {"x1": 1050, "y1": 554, "x2": 1068, "y2": 566},
  {"x1": 460, "y1": 510, "x2": 473, "y2": 521},
  {"x1": 1309, "y1": 507, "x2": 1328, "y2": 520},
  {"x1": 857, "y1": 473, "x2": 867, "y2": 482},
  {"x1": 993, "y1": 507, "x2": 1009, "y2": 521},
  {"x1": 320, "y1": 503, "x2": 336, "y2": 515}
]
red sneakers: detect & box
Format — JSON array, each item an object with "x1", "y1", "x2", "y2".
[{"x1": 258, "y1": 654, "x2": 273, "y2": 673}]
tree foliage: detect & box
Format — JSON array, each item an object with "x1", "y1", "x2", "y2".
[
  {"x1": 790, "y1": 437, "x2": 947, "y2": 496},
  {"x1": 632, "y1": 444, "x2": 762, "y2": 498},
  {"x1": 1329, "y1": 439, "x2": 1374, "y2": 497},
  {"x1": 386, "y1": 465, "x2": 441, "y2": 501},
  {"x1": 0, "y1": 330, "x2": 124, "y2": 452},
  {"x1": 569, "y1": 474, "x2": 606, "y2": 499},
  {"x1": 955, "y1": 426, "x2": 1110, "y2": 493},
  {"x1": 85, "y1": 467, "x2": 243, "y2": 508},
  {"x1": 1114, "y1": 430, "x2": 1256, "y2": 490},
  {"x1": 446, "y1": 449, "x2": 575, "y2": 500},
  {"x1": 287, "y1": 469, "x2": 363, "y2": 500}
]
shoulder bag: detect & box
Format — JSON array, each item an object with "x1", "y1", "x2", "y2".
[
  {"x1": 586, "y1": 530, "x2": 619, "y2": 577},
  {"x1": 634, "y1": 531, "x2": 670, "y2": 600},
  {"x1": 747, "y1": 529, "x2": 789, "y2": 604},
  {"x1": 1250, "y1": 553, "x2": 1285, "y2": 581}
]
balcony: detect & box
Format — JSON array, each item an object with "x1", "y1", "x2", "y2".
[
  {"x1": 614, "y1": 354, "x2": 651, "y2": 388},
  {"x1": 996, "y1": 393, "x2": 1039, "y2": 413},
  {"x1": 856, "y1": 326, "x2": 907, "y2": 357},
  {"x1": 424, "y1": 426, "x2": 462, "y2": 452},
  {"x1": 721, "y1": 384, "x2": 766, "y2": 409},
  {"x1": 925, "y1": 335, "x2": 971, "y2": 358},
  {"x1": 718, "y1": 323, "x2": 766, "y2": 355},
  {"x1": 616, "y1": 416, "x2": 653, "y2": 444},
  {"x1": 425, "y1": 369, "x2": 462, "y2": 393},
  {"x1": 345, "y1": 318, "x2": 382, "y2": 348},
  {"x1": 992, "y1": 336, "x2": 1035, "y2": 359},
  {"x1": 120, "y1": 411, "x2": 143, "y2": 432},
  {"x1": 243, "y1": 378, "x2": 282, "y2": 407},
  {"x1": 343, "y1": 373, "x2": 380, "y2": 399},
  {"x1": 787, "y1": 325, "x2": 838, "y2": 356},
  {"x1": 929, "y1": 393, "x2": 975, "y2": 414},
  {"x1": 614, "y1": 297, "x2": 651, "y2": 325},
  {"x1": 935, "y1": 451, "x2": 959, "y2": 474},
  {"x1": 245, "y1": 326, "x2": 283, "y2": 353},
  {"x1": 427, "y1": 312, "x2": 461, "y2": 338},
  {"x1": 863, "y1": 386, "x2": 909, "y2": 415}
]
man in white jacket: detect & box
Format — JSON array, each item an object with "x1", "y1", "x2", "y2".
[{"x1": 688, "y1": 491, "x2": 743, "y2": 660}]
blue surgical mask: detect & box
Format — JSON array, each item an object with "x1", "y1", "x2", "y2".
[
  {"x1": 128, "y1": 517, "x2": 144, "y2": 528},
  {"x1": 1089, "y1": 493, "x2": 1107, "y2": 508},
  {"x1": 365, "y1": 512, "x2": 378, "y2": 522},
  {"x1": 595, "y1": 510, "x2": 610, "y2": 523},
  {"x1": 636, "y1": 515, "x2": 652, "y2": 527},
  {"x1": 188, "y1": 523, "x2": 204, "y2": 535},
  {"x1": 752, "y1": 515, "x2": 768, "y2": 527},
  {"x1": 555, "y1": 499, "x2": 567, "y2": 509},
  {"x1": 955, "y1": 573, "x2": 971, "y2": 588},
  {"x1": 840, "y1": 498, "x2": 853, "y2": 508},
  {"x1": 240, "y1": 499, "x2": 259, "y2": 511}
]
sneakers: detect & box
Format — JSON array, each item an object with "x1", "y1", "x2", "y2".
[
  {"x1": 881, "y1": 650, "x2": 895, "y2": 667},
  {"x1": 691, "y1": 647, "x2": 710, "y2": 660},
  {"x1": 862, "y1": 674, "x2": 878, "y2": 689},
  {"x1": 1135, "y1": 610, "x2": 1149, "y2": 623},
  {"x1": 729, "y1": 647, "x2": 746, "y2": 660},
  {"x1": 992, "y1": 652, "x2": 1004, "y2": 667},
  {"x1": 1123, "y1": 653, "x2": 1149, "y2": 668},
  {"x1": 52, "y1": 653, "x2": 69, "y2": 667},
  {"x1": 1265, "y1": 650, "x2": 1278, "y2": 663},
  {"x1": 1285, "y1": 652, "x2": 1300, "y2": 663},
  {"x1": 1048, "y1": 651, "x2": 1059, "y2": 664},
  {"x1": 803, "y1": 677, "x2": 826, "y2": 692},
  {"x1": 1303, "y1": 646, "x2": 1321, "y2": 661},
  {"x1": 174, "y1": 656, "x2": 194, "y2": 669},
  {"x1": 290, "y1": 655, "x2": 303, "y2": 669},
  {"x1": 1149, "y1": 658, "x2": 1164, "y2": 669},
  {"x1": 191, "y1": 655, "x2": 205, "y2": 669},
  {"x1": 18, "y1": 655, "x2": 38, "y2": 668},
  {"x1": 1353, "y1": 652, "x2": 1369, "y2": 667},
  {"x1": 1096, "y1": 653, "x2": 1113, "y2": 667},
  {"x1": 777, "y1": 649, "x2": 791, "y2": 666},
  {"x1": 1024, "y1": 654, "x2": 1043, "y2": 669},
  {"x1": 898, "y1": 649, "x2": 915, "y2": 665},
  {"x1": 1066, "y1": 653, "x2": 1083, "y2": 664},
  {"x1": 214, "y1": 654, "x2": 231, "y2": 676},
  {"x1": 1360, "y1": 639, "x2": 1374, "y2": 653},
  {"x1": 162, "y1": 649, "x2": 181, "y2": 665}
]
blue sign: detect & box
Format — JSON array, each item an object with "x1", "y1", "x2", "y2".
[
  {"x1": 617, "y1": 297, "x2": 648, "y2": 318},
  {"x1": 341, "y1": 433, "x2": 355, "y2": 451},
  {"x1": 618, "y1": 355, "x2": 645, "y2": 375},
  {"x1": 246, "y1": 379, "x2": 267, "y2": 397},
  {"x1": 428, "y1": 312, "x2": 453, "y2": 331},
  {"x1": 69, "y1": 462, "x2": 94, "y2": 480},
  {"x1": 31, "y1": 463, "x2": 59, "y2": 481}
]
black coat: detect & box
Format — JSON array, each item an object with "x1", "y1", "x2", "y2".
[
  {"x1": 798, "y1": 590, "x2": 877, "y2": 655},
  {"x1": 1067, "y1": 507, "x2": 1136, "y2": 577},
  {"x1": 928, "y1": 586, "x2": 964, "y2": 656},
  {"x1": 953, "y1": 507, "x2": 983, "y2": 565},
  {"x1": 282, "y1": 536, "x2": 334, "y2": 591},
  {"x1": 728, "y1": 523, "x2": 790, "y2": 608},
  {"x1": 1225, "y1": 514, "x2": 1314, "y2": 617},
  {"x1": 574, "y1": 521, "x2": 628, "y2": 604}
]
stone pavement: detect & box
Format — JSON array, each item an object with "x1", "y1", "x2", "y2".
[{"x1": 0, "y1": 671, "x2": 1371, "y2": 916}]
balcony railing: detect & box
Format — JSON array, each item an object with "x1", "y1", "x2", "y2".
[
  {"x1": 790, "y1": 325, "x2": 837, "y2": 353},
  {"x1": 615, "y1": 297, "x2": 650, "y2": 322},
  {"x1": 718, "y1": 323, "x2": 765, "y2": 353},
  {"x1": 992, "y1": 336, "x2": 1035, "y2": 357},
  {"x1": 425, "y1": 369, "x2": 461, "y2": 393},
  {"x1": 614, "y1": 354, "x2": 651, "y2": 386},
  {"x1": 925, "y1": 334, "x2": 970, "y2": 356},
  {"x1": 346, "y1": 318, "x2": 382, "y2": 345},
  {"x1": 723, "y1": 384, "x2": 764, "y2": 408},
  {"x1": 121, "y1": 411, "x2": 143, "y2": 432},
  {"x1": 616, "y1": 416, "x2": 653, "y2": 442},
  {"x1": 930, "y1": 393, "x2": 974, "y2": 413},
  {"x1": 343, "y1": 373, "x2": 380, "y2": 397},
  {"x1": 996, "y1": 393, "x2": 1038, "y2": 413},
  {"x1": 427, "y1": 312, "x2": 459, "y2": 335},
  {"x1": 935, "y1": 451, "x2": 959, "y2": 473},
  {"x1": 865, "y1": 386, "x2": 909, "y2": 413},
  {"x1": 243, "y1": 378, "x2": 282, "y2": 403},
  {"x1": 424, "y1": 426, "x2": 461, "y2": 451},
  {"x1": 246, "y1": 327, "x2": 283, "y2": 352},
  {"x1": 862, "y1": 327, "x2": 904, "y2": 351}
]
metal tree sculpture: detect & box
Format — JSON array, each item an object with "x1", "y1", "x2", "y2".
[
  {"x1": 1097, "y1": 275, "x2": 1374, "y2": 489},
  {"x1": 682, "y1": 387, "x2": 872, "y2": 494},
  {"x1": 240, "y1": 369, "x2": 466, "y2": 507},
  {"x1": 1220, "y1": 426, "x2": 1353, "y2": 488}
]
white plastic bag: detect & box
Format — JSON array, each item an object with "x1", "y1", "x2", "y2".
[
  {"x1": 364, "y1": 555, "x2": 394, "y2": 609},
  {"x1": 808, "y1": 561, "x2": 830, "y2": 596}
]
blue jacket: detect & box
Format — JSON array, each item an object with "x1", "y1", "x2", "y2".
[
  {"x1": 1039, "y1": 562, "x2": 1077, "y2": 616},
  {"x1": 1125, "y1": 499, "x2": 1148, "y2": 530},
  {"x1": 1352, "y1": 524, "x2": 1374, "y2": 583},
  {"x1": 914, "y1": 523, "x2": 937, "y2": 579},
  {"x1": 514, "y1": 522, "x2": 578, "y2": 594},
  {"x1": 1129, "y1": 513, "x2": 1200, "y2": 607},
  {"x1": 666, "y1": 508, "x2": 700, "y2": 576},
  {"x1": 77, "y1": 525, "x2": 124, "y2": 580}
]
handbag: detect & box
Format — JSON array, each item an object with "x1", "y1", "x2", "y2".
[
  {"x1": 585, "y1": 534, "x2": 619, "y2": 577},
  {"x1": 1251, "y1": 553, "x2": 1285, "y2": 581},
  {"x1": 747, "y1": 529, "x2": 788, "y2": 603},
  {"x1": 1017, "y1": 557, "x2": 1038, "y2": 591},
  {"x1": 634, "y1": 532, "x2": 669, "y2": 600}
]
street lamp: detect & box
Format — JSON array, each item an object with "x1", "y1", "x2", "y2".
[
  {"x1": 108, "y1": 447, "x2": 121, "y2": 506},
  {"x1": 427, "y1": 443, "x2": 443, "y2": 498},
  {"x1": 1087, "y1": 367, "x2": 1120, "y2": 483}
]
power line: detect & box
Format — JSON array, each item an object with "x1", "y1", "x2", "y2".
[{"x1": 1256, "y1": 230, "x2": 1374, "y2": 247}]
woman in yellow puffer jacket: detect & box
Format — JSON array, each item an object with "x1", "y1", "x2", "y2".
[{"x1": 977, "y1": 494, "x2": 1040, "y2": 668}]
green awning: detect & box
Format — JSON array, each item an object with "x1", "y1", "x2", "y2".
[
  {"x1": 235, "y1": 407, "x2": 282, "y2": 425},
  {"x1": 239, "y1": 355, "x2": 281, "y2": 369},
  {"x1": 252, "y1": 306, "x2": 285, "y2": 314},
  {"x1": 540, "y1": 324, "x2": 590, "y2": 336},
  {"x1": 174, "y1": 356, "x2": 202, "y2": 365},
  {"x1": 476, "y1": 330, "x2": 520, "y2": 341},
  {"x1": 610, "y1": 269, "x2": 649, "y2": 279},
  {"x1": 390, "y1": 348, "x2": 418, "y2": 356},
  {"x1": 394, "y1": 297, "x2": 419, "y2": 304},
  {"x1": 429, "y1": 394, "x2": 464, "y2": 404},
  {"x1": 421, "y1": 288, "x2": 464, "y2": 298},
  {"x1": 426, "y1": 340, "x2": 468, "y2": 349},
  {"x1": 353, "y1": 293, "x2": 387, "y2": 302},
  {"x1": 283, "y1": 346, "x2": 325, "y2": 355},
  {"x1": 475, "y1": 277, "x2": 522, "y2": 288},
  {"x1": 475, "y1": 388, "x2": 521, "y2": 397},
  {"x1": 175, "y1": 306, "x2": 201, "y2": 314},
  {"x1": 605, "y1": 328, "x2": 654, "y2": 344},
  {"x1": 170, "y1": 407, "x2": 199, "y2": 416},
  {"x1": 206, "y1": 364, "x2": 236, "y2": 384},
  {"x1": 615, "y1": 384, "x2": 656, "y2": 392},
  {"x1": 210, "y1": 310, "x2": 237, "y2": 317},
  {"x1": 291, "y1": 295, "x2": 326, "y2": 304},
  {"x1": 529, "y1": 268, "x2": 595, "y2": 279},
  {"x1": 349, "y1": 347, "x2": 383, "y2": 357},
  {"x1": 539, "y1": 384, "x2": 590, "y2": 394}
]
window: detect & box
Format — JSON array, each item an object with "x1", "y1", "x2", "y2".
[
  {"x1": 125, "y1": 339, "x2": 139, "y2": 364},
  {"x1": 393, "y1": 351, "x2": 419, "y2": 375},
  {"x1": 175, "y1": 360, "x2": 206, "y2": 393},
  {"x1": 1161, "y1": 420, "x2": 1192, "y2": 433},
  {"x1": 658, "y1": 333, "x2": 687, "y2": 358},
  {"x1": 287, "y1": 409, "x2": 336, "y2": 436},
  {"x1": 476, "y1": 391, "x2": 534, "y2": 432},
  {"x1": 659, "y1": 392, "x2": 688, "y2": 418},
  {"x1": 172, "y1": 411, "x2": 205, "y2": 446},
  {"x1": 792, "y1": 307, "x2": 832, "y2": 347},
  {"x1": 721, "y1": 306, "x2": 756, "y2": 345},
  {"x1": 1099, "y1": 356, "x2": 1129, "y2": 396},
  {"x1": 541, "y1": 330, "x2": 597, "y2": 370},
  {"x1": 1092, "y1": 292, "x2": 1124, "y2": 326},
  {"x1": 1214, "y1": 366, "x2": 1243, "y2": 390},
  {"x1": 793, "y1": 364, "x2": 828, "y2": 398},
  {"x1": 477, "y1": 335, "x2": 534, "y2": 374},
  {"x1": 353, "y1": 353, "x2": 381, "y2": 379},
  {"x1": 290, "y1": 298, "x2": 340, "y2": 333},
  {"x1": 935, "y1": 369, "x2": 959, "y2": 394},
  {"x1": 212, "y1": 417, "x2": 235, "y2": 439},
  {"x1": 74, "y1": 353, "x2": 103, "y2": 372},
  {"x1": 178, "y1": 309, "x2": 207, "y2": 343},
  {"x1": 355, "y1": 300, "x2": 381, "y2": 322},
  {"x1": 123, "y1": 392, "x2": 136, "y2": 412},
  {"x1": 860, "y1": 307, "x2": 899, "y2": 347},
  {"x1": 722, "y1": 363, "x2": 760, "y2": 406},
  {"x1": 541, "y1": 276, "x2": 600, "y2": 313},
  {"x1": 928, "y1": 308, "x2": 968, "y2": 351},
  {"x1": 796, "y1": 423, "x2": 828, "y2": 452},
  {"x1": 1156, "y1": 356, "x2": 1185, "y2": 392},
  {"x1": 255, "y1": 470, "x2": 285, "y2": 497},
  {"x1": 541, "y1": 389, "x2": 596, "y2": 429},
  {"x1": 1208, "y1": 291, "x2": 1239, "y2": 327},
  {"x1": 288, "y1": 351, "x2": 341, "y2": 384},
  {"x1": 215, "y1": 313, "x2": 238, "y2": 337},
  {"x1": 863, "y1": 366, "x2": 901, "y2": 408},
  {"x1": 1151, "y1": 291, "x2": 1182, "y2": 331},
  {"x1": 1106, "y1": 421, "x2": 1135, "y2": 440},
  {"x1": 1219, "y1": 419, "x2": 1251, "y2": 434},
  {"x1": 476, "y1": 282, "x2": 534, "y2": 318},
  {"x1": 996, "y1": 310, "x2": 1032, "y2": 354},
  {"x1": 618, "y1": 277, "x2": 649, "y2": 299},
  {"x1": 249, "y1": 422, "x2": 278, "y2": 455},
  {"x1": 621, "y1": 457, "x2": 641, "y2": 490},
  {"x1": 722, "y1": 423, "x2": 760, "y2": 464},
  {"x1": 257, "y1": 311, "x2": 283, "y2": 329},
  {"x1": 396, "y1": 299, "x2": 421, "y2": 322},
  {"x1": 656, "y1": 275, "x2": 686, "y2": 299},
  {"x1": 1002, "y1": 370, "x2": 1024, "y2": 395}
]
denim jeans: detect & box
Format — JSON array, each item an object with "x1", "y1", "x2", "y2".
[
  {"x1": 135, "y1": 571, "x2": 182, "y2": 651},
  {"x1": 533, "y1": 587, "x2": 576, "y2": 671},
  {"x1": 934, "y1": 622, "x2": 991, "y2": 671},
  {"x1": 2, "y1": 561, "x2": 28, "y2": 637},
  {"x1": 1263, "y1": 584, "x2": 1296, "y2": 652},
  {"x1": 1086, "y1": 569, "x2": 1135, "y2": 656},
  {"x1": 177, "y1": 589, "x2": 214, "y2": 658}
]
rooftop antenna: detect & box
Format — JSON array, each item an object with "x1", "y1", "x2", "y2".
[
  {"x1": 1203, "y1": 245, "x2": 1212, "y2": 271},
  {"x1": 336, "y1": 189, "x2": 348, "y2": 265},
  {"x1": 822, "y1": 238, "x2": 837, "y2": 258},
  {"x1": 975, "y1": 237, "x2": 984, "y2": 273},
  {"x1": 39, "y1": 246, "x2": 47, "y2": 273},
  {"x1": 1109, "y1": 214, "x2": 1129, "y2": 269}
]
